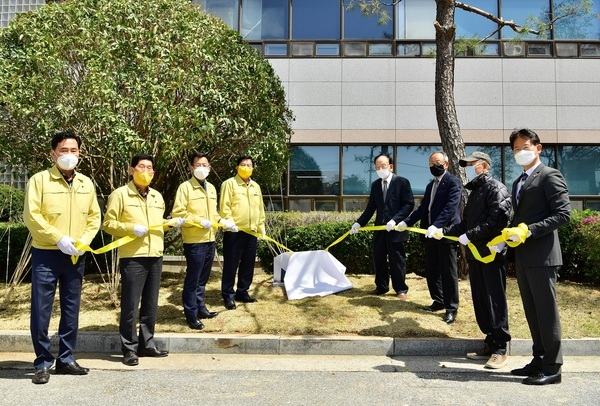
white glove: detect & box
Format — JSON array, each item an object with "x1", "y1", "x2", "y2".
[
  {"x1": 458, "y1": 234, "x2": 470, "y2": 245},
  {"x1": 230, "y1": 225, "x2": 239, "y2": 233},
  {"x1": 489, "y1": 241, "x2": 506, "y2": 253},
  {"x1": 260, "y1": 232, "x2": 266, "y2": 240},
  {"x1": 57, "y1": 236, "x2": 82, "y2": 256},
  {"x1": 397, "y1": 221, "x2": 407, "y2": 231},
  {"x1": 433, "y1": 229, "x2": 444, "y2": 240},
  {"x1": 133, "y1": 225, "x2": 148, "y2": 237},
  {"x1": 386, "y1": 219, "x2": 396, "y2": 232},
  {"x1": 350, "y1": 222, "x2": 361, "y2": 235},
  {"x1": 508, "y1": 234, "x2": 520, "y2": 242},
  {"x1": 168, "y1": 217, "x2": 186, "y2": 228},
  {"x1": 425, "y1": 225, "x2": 439, "y2": 238},
  {"x1": 200, "y1": 219, "x2": 213, "y2": 229}
]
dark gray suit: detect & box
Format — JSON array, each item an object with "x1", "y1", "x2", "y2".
[
  {"x1": 357, "y1": 174, "x2": 415, "y2": 294},
  {"x1": 510, "y1": 163, "x2": 571, "y2": 375}
]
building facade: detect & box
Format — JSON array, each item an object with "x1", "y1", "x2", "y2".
[{"x1": 3, "y1": 0, "x2": 600, "y2": 211}]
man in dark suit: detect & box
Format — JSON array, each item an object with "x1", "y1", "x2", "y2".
[
  {"x1": 350, "y1": 153, "x2": 415, "y2": 299},
  {"x1": 508, "y1": 129, "x2": 571, "y2": 385},
  {"x1": 399, "y1": 151, "x2": 462, "y2": 324}
]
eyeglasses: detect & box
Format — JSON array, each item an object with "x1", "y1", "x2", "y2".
[{"x1": 513, "y1": 143, "x2": 535, "y2": 154}]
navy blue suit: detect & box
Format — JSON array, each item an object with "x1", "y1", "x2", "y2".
[
  {"x1": 357, "y1": 174, "x2": 415, "y2": 293},
  {"x1": 404, "y1": 172, "x2": 462, "y2": 310}
]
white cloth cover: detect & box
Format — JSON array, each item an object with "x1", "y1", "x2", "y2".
[{"x1": 274, "y1": 250, "x2": 353, "y2": 300}]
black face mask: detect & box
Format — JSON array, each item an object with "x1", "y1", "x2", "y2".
[{"x1": 429, "y1": 164, "x2": 445, "y2": 177}]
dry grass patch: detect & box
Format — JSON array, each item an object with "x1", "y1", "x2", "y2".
[{"x1": 1, "y1": 269, "x2": 598, "y2": 339}]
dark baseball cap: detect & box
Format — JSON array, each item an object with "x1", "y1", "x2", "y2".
[{"x1": 459, "y1": 151, "x2": 491, "y2": 167}]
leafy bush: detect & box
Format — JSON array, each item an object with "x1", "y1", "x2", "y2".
[
  {"x1": 556, "y1": 209, "x2": 600, "y2": 284},
  {"x1": 0, "y1": 222, "x2": 30, "y2": 281},
  {"x1": 0, "y1": 185, "x2": 25, "y2": 222}
]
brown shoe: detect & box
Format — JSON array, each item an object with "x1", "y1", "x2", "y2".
[
  {"x1": 484, "y1": 353, "x2": 508, "y2": 369},
  {"x1": 396, "y1": 293, "x2": 407, "y2": 300},
  {"x1": 466, "y1": 344, "x2": 493, "y2": 360}
]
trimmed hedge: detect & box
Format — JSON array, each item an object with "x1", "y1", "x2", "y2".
[
  {"x1": 0, "y1": 222, "x2": 30, "y2": 282},
  {"x1": 0, "y1": 185, "x2": 24, "y2": 222}
]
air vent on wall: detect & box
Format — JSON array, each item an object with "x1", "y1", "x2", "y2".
[{"x1": 503, "y1": 42, "x2": 525, "y2": 57}]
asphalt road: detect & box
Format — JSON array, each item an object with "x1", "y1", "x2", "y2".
[{"x1": 1, "y1": 353, "x2": 598, "y2": 405}]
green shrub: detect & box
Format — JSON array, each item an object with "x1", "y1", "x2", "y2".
[
  {"x1": 574, "y1": 213, "x2": 600, "y2": 283},
  {"x1": 0, "y1": 222, "x2": 30, "y2": 282},
  {"x1": 0, "y1": 185, "x2": 25, "y2": 222},
  {"x1": 557, "y1": 209, "x2": 594, "y2": 281}
]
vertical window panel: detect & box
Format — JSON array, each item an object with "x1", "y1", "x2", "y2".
[
  {"x1": 501, "y1": 0, "x2": 550, "y2": 39},
  {"x1": 455, "y1": 0, "x2": 498, "y2": 39},
  {"x1": 344, "y1": 3, "x2": 393, "y2": 40},
  {"x1": 554, "y1": 0, "x2": 600, "y2": 40},
  {"x1": 194, "y1": 0, "x2": 239, "y2": 30},
  {"x1": 289, "y1": 146, "x2": 339, "y2": 195},
  {"x1": 292, "y1": 0, "x2": 340, "y2": 40},
  {"x1": 397, "y1": 0, "x2": 435, "y2": 39},
  {"x1": 558, "y1": 146, "x2": 600, "y2": 195},
  {"x1": 242, "y1": 0, "x2": 288, "y2": 40}
]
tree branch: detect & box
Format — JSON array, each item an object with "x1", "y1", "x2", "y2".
[{"x1": 454, "y1": 2, "x2": 540, "y2": 35}]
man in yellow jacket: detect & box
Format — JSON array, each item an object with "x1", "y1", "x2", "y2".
[
  {"x1": 219, "y1": 156, "x2": 265, "y2": 310},
  {"x1": 172, "y1": 153, "x2": 220, "y2": 330},
  {"x1": 24, "y1": 130, "x2": 101, "y2": 384},
  {"x1": 103, "y1": 153, "x2": 184, "y2": 367}
]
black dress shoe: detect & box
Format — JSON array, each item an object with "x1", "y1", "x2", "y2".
[
  {"x1": 122, "y1": 351, "x2": 139, "y2": 366},
  {"x1": 370, "y1": 288, "x2": 389, "y2": 295},
  {"x1": 522, "y1": 372, "x2": 562, "y2": 385},
  {"x1": 225, "y1": 301, "x2": 237, "y2": 310},
  {"x1": 186, "y1": 317, "x2": 205, "y2": 330},
  {"x1": 511, "y1": 363, "x2": 540, "y2": 377},
  {"x1": 139, "y1": 347, "x2": 169, "y2": 357},
  {"x1": 198, "y1": 309, "x2": 218, "y2": 319},
  {"x1": 54, "y1": 361, "x2": 89, "y2": 375},
  {"x1": 235, "y1": 294, "x2": 257, "y2": 303},
  {"x1": 442, "y1": 310, "x2": 457, "y2": 324},
  {"x1": 32, "y1": 367, "x2": 50, "y2": 384},
  {"x1": 422, "y1": 302, "x2": 445, "y2": 312}
]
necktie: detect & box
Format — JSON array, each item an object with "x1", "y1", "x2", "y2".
[
  {"x1": 382, "y1": 180, "x2": 388, "y2": 201},
  {"x1": 516, "y1": 173, "x2": 528, "y2": 204},
  {"x1": 428, "y1": 179, "x2": 439, "y2": 223}
]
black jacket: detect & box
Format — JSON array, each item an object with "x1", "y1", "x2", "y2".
[{"x1": 445, "y1": 172, "x2": 512, "y2": 261}]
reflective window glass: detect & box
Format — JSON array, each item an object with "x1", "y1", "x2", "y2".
[
  {"x1": 501, "y1": 0, "x2": 550, "y2": 39},
  {"x1": 292, "y1": 0, "x2": 340, "y2": 40},
  {"x1": 194, "y1": 0, "x2": 239, "y2": 29},
  {"x1": 289, "y1": 146, "x2": 339, "y2": 195},
  {"x1": 342, "y1": 146, "x2": 393, "y2": 195},
  {"x1": 241, "y1": 0, "x2": 288, "y2": 40},
  {"x1": 397, "y1": 0, "x2": 435, "y2": 39},
  {"x1": 344, "y1": 3, "x2": 393, "y2": 39},
  {"x1": 455, "y1": 0, "x2": 498, "y2": 39},
  {"x1": 554, "y1": 1, "x2": 600, "y2": 40},
  {"x1": 558, "y1": 146, "x2": 600, "y2": 195},
  {"x1": 396, "y1": 146, "x2": 442, "y2": 195}
]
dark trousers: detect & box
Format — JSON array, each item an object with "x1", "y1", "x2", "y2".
[
  {"x1": 424, "y1": 239, "x2": 459, "y2": 311},
  {"x1": 221, "y1": 231, "x2": 257, "y2": 302},
  {"x1": 119, "y1": 257, "x2": 163, "y2": 354},
  {"x1": 30, "y1": 248, "x2": 85, "y2": 369},
  {"x1": 469, "y1": 259, "x2": 511, "y2": 354},
  {"x1": 515, "y1": 262, "x2": 563, "y2": 374},
  {"x1": 182, "y1": 242, "x2": 215, "y2": 319},
  {"x1": 372, "y1": 231, "x2": 408, "y2": 294}
]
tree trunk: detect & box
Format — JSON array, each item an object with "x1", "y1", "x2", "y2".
[{"x1": 435, "y1": 0, "x2": 469, "y2": 277}]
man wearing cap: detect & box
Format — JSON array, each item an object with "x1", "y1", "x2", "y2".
[{"x1": 434, "y1": 151, "x2": 513, "y2": 369}]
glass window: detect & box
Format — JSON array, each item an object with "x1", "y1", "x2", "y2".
[
  {"x1": 501, "y1": 0, "x2": 550, "y2": 39},
  {"x1": 455, "y1": 0, "x2": 498, "y2": 39},
  {"x1": 241, "y1": 0, "x2": 288, "y2": 40},
  {"x1": 289, "y1": 146, "x2": 339, "y2": 195},
  {"x1": 342, "y1": 146, "x2": 393, "y2": 195},
  {"x1": 558, "y1": 146, "x2": 600, "y2": 195},
  {"x1": 292, "y1": 0, "x2": 340, "y2": 40},
  {"x1": 194, "y1": 0, "x2": 239, "y2": 30},
  {"x1": 503, "y1": 145, "x2": 554, "y2": 186},
  {"x1": 554, "y1": 1, "x2": 600, "y2": 40},
  {"x1": 344, "y1": 3, "x2": 393, "y2": 39},
  {"x1": 396, "y1": 146, "x2": 442, "y2": 195},
  {"x1": 397, "y1": 0, "x2": 435, "y2": 39}
]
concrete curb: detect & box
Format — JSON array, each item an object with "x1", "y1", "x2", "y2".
[{"x1": 2, "y1": 330, "x2": 599, "y2": 357}]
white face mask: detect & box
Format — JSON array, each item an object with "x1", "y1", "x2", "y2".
[
  {"x1": 56, "y1": 154, "x2": 78, "y2": 171},
  {"x1": 514, "y1": 150, "x2": 536, "y2": 166},
  {"x1": 194, "y1": 167, "x2": 210, "y2": 180},
  {"x1": 376, "y1": 168, "x2": 390, "y2": 179},
  {"x1": 467, "y1": 166, "x2": 477, "y2": 179}
]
